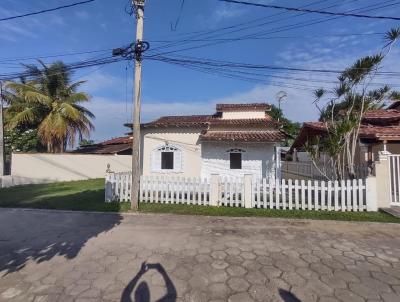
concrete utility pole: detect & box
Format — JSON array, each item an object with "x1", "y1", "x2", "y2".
[
  {"x1": 131, "y1": 0, "x2": 145, "y2": 210},
  {"x1": 0, "y1": 82, "x2": 5, "y2": 176}
]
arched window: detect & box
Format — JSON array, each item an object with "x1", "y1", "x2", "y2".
[
  {"x1": 151, "y1": 145, "x2": 183, "y2": 172},
  {"x1": 227, "y1": 149, "x2": 245, "y2": 170}
]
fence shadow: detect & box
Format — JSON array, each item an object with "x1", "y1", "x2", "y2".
[
  {"x1": 279, "y1": 289, "x2": 302, "y2": 302},
  {"x1": 0, "y1": 203, "x2": 122, "y2": 275},
  {"x1": 121, "y1": 262, "x2": 177, "y2": 302}
]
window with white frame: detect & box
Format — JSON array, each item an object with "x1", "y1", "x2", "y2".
[
  {"x1": 227, "y1": 149, "x2": 245, "y2": 170},
  {"x1": 151, "y1": 145, "x2": 183, "y2": 172}
]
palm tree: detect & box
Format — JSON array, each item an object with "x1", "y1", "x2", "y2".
[{"x1": 4, "y1": 61, "x2": 94, "y2": 153}]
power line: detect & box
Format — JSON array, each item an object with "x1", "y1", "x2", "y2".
[
  {"x1": 0, "y1": 0, "x2": 96, "y2": 22},
  {"x1": 171, "y1": 0, "x2": 186, "y2": 31},
  {"x1": 146, "y1": 55, "x2": 400, "y2": 91},
  {"x1": 145, "y1": 54, "x2": 400, "y2": 77},
  {"x1": 148, "y1": 32, "x2": 383, "y2": 43},
  {"x1": 147, "y1": 0, "x2": 398, "y2": 56},
  {"x1": 150, "y1": 0, "x2": 337, "y2": 52},
  {"x1": 0, "y1": 55, "x2": 129, "y2": 81},
  {"x1": 219, "y1": 0, "x2": 400, "y2": 21},
  {"x1": 0, "y1": 48, "x2": 112, "y2": 64}
]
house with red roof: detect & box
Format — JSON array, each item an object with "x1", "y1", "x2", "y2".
[
  {"x1": 76, "y1": 103, "x2": 288, "y2": 179},
  {"x1": 290, "y1": 108, "x2": 400, "y2": 166},
  {"x1": 138, "y1": 103, "x2": 288, "y2": 179}
]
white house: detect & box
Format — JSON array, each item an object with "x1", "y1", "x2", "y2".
[{"x1": 140, "y1": 103, "x2": 288, "y2": 179}]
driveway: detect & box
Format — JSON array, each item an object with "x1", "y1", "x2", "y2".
[{"x1": 0, "y1": 209, "x2": 400, "y2": 302}]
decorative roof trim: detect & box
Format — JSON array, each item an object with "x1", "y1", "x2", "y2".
[
  {"x1": 200, "y1": 130, "x2": 287, "y2": 142},
  {"x1": 216, "y1": 103, "x2": 271, "y2": 112}
]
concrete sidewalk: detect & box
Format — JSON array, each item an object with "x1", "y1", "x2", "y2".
[{"x1": 0, "y1": 208, "x2": 399, "y2": 302}]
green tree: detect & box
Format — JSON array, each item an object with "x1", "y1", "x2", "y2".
[
  {"x1": 4, "y1": 61, "x2": 95, "y2": 153},
  {"x1": 308, "y1": 28, "x2": 400, "y2": 180},
  {"x1": 269, "y1": 104, "x2": 301, "y2": 145},
  {"x1": 79, "y1": 139, "x2": 95, "y2": 147},
  {"x1": 4, "y1": 129, "x2": 42, "y2": 153}
]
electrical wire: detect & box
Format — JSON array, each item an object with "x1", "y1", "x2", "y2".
[
  {"x1": 148, "y1": 0, "x2": 397, "y2": 56},
  {"x1": 0, "y1": 48, "x2": 112, "y2": 64},
  {"x1": 171, "y1": 0, "x2": 186, "y2": 31},
  {"x1": 0, "y1": 0, "x2": 96, "y2": 22},
  {"x1": 219, "y1": 0, "x2": 400, "y2": 21},
  {"x1": 149, "y1": 0, "x2": 338, "y2": 53},
  {"x1": 0, "y1": 55, "x2": 129, "y2": 81}
]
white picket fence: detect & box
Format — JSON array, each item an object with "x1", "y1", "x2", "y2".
[
  {"x1": 140, "y1": 176, "x2": 211, "y2": 206},
  {"x1": 105, "y1": 172, "x2": 377, "y2": 212},
  {"x1": 252, "y1": 178, "x2": 368, "y2": 211}
]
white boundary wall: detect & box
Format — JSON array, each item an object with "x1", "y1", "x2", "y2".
[{"x1": 7, "y1": 153, "x2": 131, "y2": 187}]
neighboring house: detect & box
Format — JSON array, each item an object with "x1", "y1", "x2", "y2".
[
  {"x1": 290, "y1": 108, "x2": 400, "y2": 165},
  {"x1": 138, "y1": 103, "x2": 288, "y2": 179},
  {"x1": 72, "y1": 136, "x2": 133, "y2": 155}
]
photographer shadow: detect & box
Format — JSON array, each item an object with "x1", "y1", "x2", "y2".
[{"x1": 121, "y1": 262, "x2": 177, "y2": 302}]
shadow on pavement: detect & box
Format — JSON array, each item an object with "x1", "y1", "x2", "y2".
[
  {"x1": 279, "y1": 289, "x2": 302, "y2": 302},
  {"x1": 121, "y1": 262, "x2": 177, "y2": 302},
  {"x1": 0, "y1": 207, "x2": 122, "y2": 275}
]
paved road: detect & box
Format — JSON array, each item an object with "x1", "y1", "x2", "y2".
[{"x1": 0, "y1": 209, "x2": 400, "y2": 302}]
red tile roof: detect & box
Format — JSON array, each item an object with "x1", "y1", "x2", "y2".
[
  {"x1": 142, "y1": 115, "x2": 212, "y2": 128},
  {"x1": 73, "y1": 136, "x2": 132, "y2": 154},
  {"x1": 216, "y1": 103, "x2": 271, "y2": 112},
  {"x1": 101, "y1": 136, "x2": 132, "y2": 145},
  {"x1": 360, "y1": 125, "x2": 400, "y2": 139},
  {"x1": 200, "y1": 131, "x2": 286, "y2": 142},
  {"x1": 362, "y1": 109, "x2": 400, "y2": 125},
  {"x1": 291, "y1": 121, "x2": 400, "y2": 151},
  {"x1": 141, "y1": 116, "x2": 279, "y2": 129}
]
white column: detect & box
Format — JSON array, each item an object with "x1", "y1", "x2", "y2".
[
  {"x1": 374, "y1": 156, "x2": 391, "y2": 209},
  {"x1": 243, "y1": 174, "x2": 253, "y2": 209},
  {"x1": 366, "y1": 177, "x2": 378, "y2": 212},
  {"x1": 210, "y1": 174, "x2": 220, "y2": 207}
]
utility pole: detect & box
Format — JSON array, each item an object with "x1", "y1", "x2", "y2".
[
  {"x1": 0, "y1": 81, "x2": 5, "y2": 176},
  {"x1": 112, "y1": 0, "x2": 148, "y2": 210},
  {"x1": 275, "y1": 91, "x2": 287, "y2": 122},
  {"x1": 131, "y1": 0, "x2": 145, "y2": 211}
]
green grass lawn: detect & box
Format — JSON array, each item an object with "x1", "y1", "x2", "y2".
[
  {"x1": 0, "y1": 179, "x2": 399, "y2": 223},
  {"x1": 0, "y1": 179, "x2": 130, "y2": 212}
]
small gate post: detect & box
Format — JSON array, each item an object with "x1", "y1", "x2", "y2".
[
  {"x1": 374, "y1": 152, "x2": 391, "y2": 209},
  {"x1": 105, "y1": 164, "x2": 115, "y2": 203},
  {"x1": 366, "y1": 177, "x2": 378, "y2": 212},
  {"x1": 210, "y1": 174, "x2": 220, "y2": 207},
  {"x1": 243, "y1": 174, "x2": 253, "y2": 209}
]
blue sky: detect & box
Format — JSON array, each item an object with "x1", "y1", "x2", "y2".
[{"x1": 1, "y1": 0, "x2": 400, "y2": 142}]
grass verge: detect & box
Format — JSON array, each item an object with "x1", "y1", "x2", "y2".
[
  {"x1": 0, "y1": 179, "x2": 130, "y2": 212},
  {"x1": 0, "y1": 179, "x2": 399, "y2": 223},
  {"x1": 139, "y1": 203, "x2": 400, "y2": 223}
]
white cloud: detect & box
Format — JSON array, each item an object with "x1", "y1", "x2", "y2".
[
  {"x1": 81, "y1": 70, "x2": 127, "y2": 94},
  {"x1": 213, "y1": 3, "x2": 246, "y2": 21},
  {"x1": 86, "y1": 97, "x2": 130, "y2": 142},
  {"x1": 75, "y1": 11, "x2": 90, "y2": 20}
]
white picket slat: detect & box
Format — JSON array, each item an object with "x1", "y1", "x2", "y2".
[
  {"x1": 288, "y1": 179, "x2": 293, "y2": 210},
  {"x1": 327, "y1": 181, "x2": 332, "y2": 211},
  {"x1": 334, "y1": 181, "x2": 339, "y2": 211},
  {"x1": 294, "y1": 180, "x2": 299, "y2": 210}
]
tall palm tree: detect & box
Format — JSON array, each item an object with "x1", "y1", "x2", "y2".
[{"x1": 4, "y1": 61, "x2": 94, "y2": 153}]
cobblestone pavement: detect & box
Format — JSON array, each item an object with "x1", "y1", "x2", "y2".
[{"x1": 1, "y1": 209, "x2": 400, "y2": 302}]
